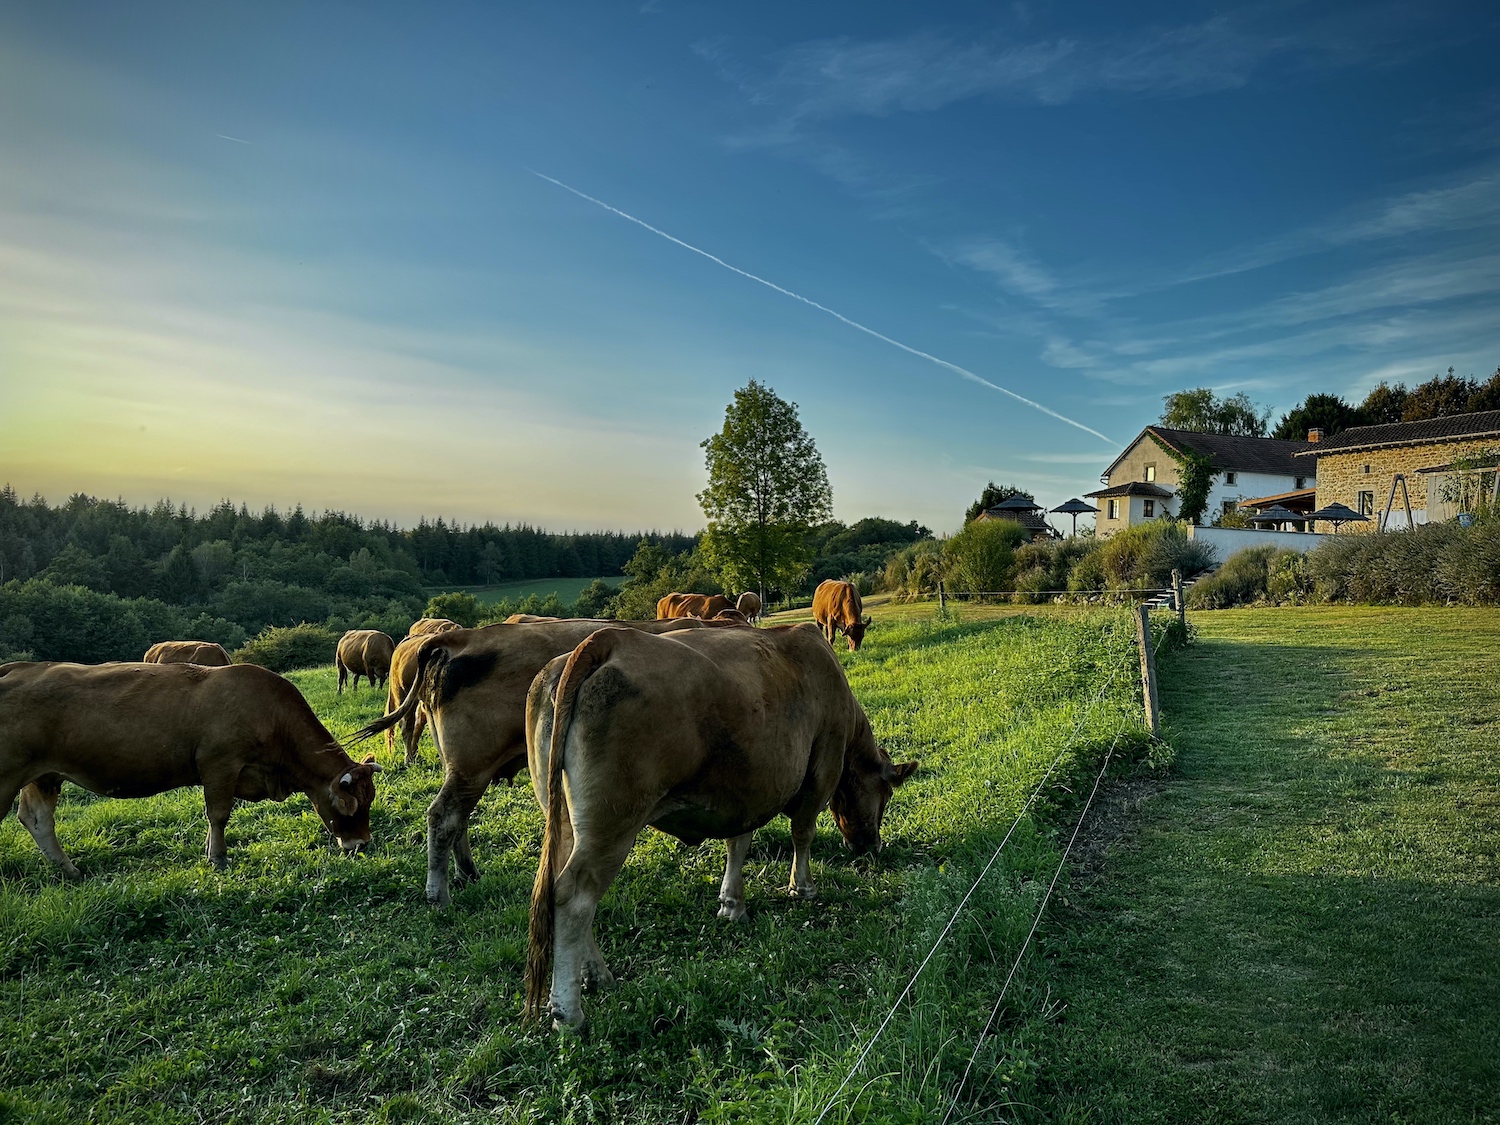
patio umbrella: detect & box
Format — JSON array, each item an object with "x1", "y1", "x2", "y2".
[
  {"x1": 1247, "y1": 504, "x2": 1303, "y2": 529},
  {"x1": 1306, "y1": 502, "x2": 1371, "y2": 531},
  {"x1": 990, "y1": 494, "x2": 1043, "y2": 511},
  {"x1": 1051, "y1": 497, "x2": 1099, "y2": 536}
]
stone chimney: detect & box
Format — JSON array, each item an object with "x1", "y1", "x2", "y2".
[{"x1": 1308, "y1": 427, "x2": 1324, "y2": 442}]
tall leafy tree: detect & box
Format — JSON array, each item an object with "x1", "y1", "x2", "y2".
[
  {"x1": 698, "y1": 380, "x2": 832, "y2": 602},
  {"x1": 1159, "y1": 388, "x2": 1270, "y2": 436},
  {"x1": 1360, "y1": 380, "x2": 1409, "y2": 425},
  {"x1": 1403, "y1": 368, "x2": 1480, "y2": 421},
  {"x1": 1272, "y1": 393, "x2": 1364, "y2": 441}
]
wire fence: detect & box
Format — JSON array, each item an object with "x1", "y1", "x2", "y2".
[
  {"x1": 805, "y1": 601, "x2": 1188, "y2": 1124},
  {"x1": 808, "y1": 641, "x2": 1140, "y2": 1125}
]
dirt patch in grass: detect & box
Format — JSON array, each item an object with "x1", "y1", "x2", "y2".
[{"x1": 1066, "y1": 768, "x2": 1168, "y2": 878}]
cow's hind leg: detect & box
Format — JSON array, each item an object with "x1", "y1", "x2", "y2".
[
  {"x1": 717, "y1": 831, "x2": 755, "y2": 921},
  {"x1": 425, "y1": 771, "x2": 493, "y2": 906},
  {"x1": 16, "y1": 776, "x2": 80, "y2": 879},
  {"x1": 549, "y1": 830, "x2": 635, "y2": 1030},
  {"x1": 402, "y1": 704, "x2": 428, "y2": 766}
]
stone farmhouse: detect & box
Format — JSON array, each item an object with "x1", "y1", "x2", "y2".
[
  {"x1": 1294, "y1": 410, "x2": 1500, "y2": 531},
  {"x1": 1087, "y1": 426, "x2": 1315, "y2": 535}
]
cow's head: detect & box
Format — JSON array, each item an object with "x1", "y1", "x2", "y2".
[
  {"x1": 314, "y1": 754, "x2": 382, "y2": 854},
  {"x1": 829, "y1": 721, "x2": 917, "y2": 855},
  {"x1": 846, "y1": 616, "x2": 872, "y2": 651}
]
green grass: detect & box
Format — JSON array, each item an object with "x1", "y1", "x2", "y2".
[
  {"x1": 0, "y1": 609, "x2": 1149, "y2": 1123},
  {"x1": 425, "y1": 577, "x2": 619, "y2": 607},
  {"x1": 1035, "y1": 607, "x2": 1500, "y2": 1124}
]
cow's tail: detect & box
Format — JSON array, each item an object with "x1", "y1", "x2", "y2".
[
  {"x1": 350, "y1": 639, "x2": 448, "y2": 744},
  {"x1": 524, "y1": 630, "x2": 617, "y2": 1021}
]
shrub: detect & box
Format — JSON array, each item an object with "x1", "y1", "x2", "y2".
[
  {"x1": 943, "y1": 519, "x2": 1027, "y2": 593},
  {"x1": 1306, "y1": 517, "x2": 1498, "y2": 605},
  {"x1": 0, "y1": 580, "x2": 154, "y2": 662},
  {"x1": 880, "y1": 540, "x2": 944, "y2": 600},
  {"x1": 1188, "y1": 546, "x2": 1304, "y2": 609},
  {"x1": 232, "y1": 623, "x2": 340, "y2": 672},
  {"x1": 841, "y1": 571, "x2": 875, "y2": 597},
  {"x1": 1011, "y1": 538, "x2": 1100, "y2": 602},
  {"x1": 424, "y1": 592, "x2": 483, "y2": 628},
  {"x1": 1089, "y1": 521, "x2": 1215, "y2": 592}
]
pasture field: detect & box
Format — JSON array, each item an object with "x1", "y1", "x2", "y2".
[
  {"x1": 425, "y1": 577, "x2": 618, "y2": 607},
  {"x1": 1037, "y1": 607, "x2": 1500, "y2": 1123},
  {"x1": 0, "y1": 611, "x2": 1152, "y2": 1124}
]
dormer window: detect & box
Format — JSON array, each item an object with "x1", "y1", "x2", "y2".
[
  {"x1": 1144, "y1": 463, "x2": 1156, "y2": 482},
  {"x1": 1224, "y1": 471, "x2": 1238, "y2": 486}
]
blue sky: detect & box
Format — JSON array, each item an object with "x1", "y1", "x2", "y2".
[{"x1": 1, "y1": 1, "x2": 1497, "y2": 533}]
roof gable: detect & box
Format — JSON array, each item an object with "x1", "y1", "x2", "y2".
[{"x1": 1102, "y1": 426, "x2": 1313, "y2": 480}]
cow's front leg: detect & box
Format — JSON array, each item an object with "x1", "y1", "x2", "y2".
[
  {"x1": 787, "y1": 805, "x2": 819, "y2": 899},
  {"x1": 202, "y1": 781, "x2": 235, "y2": 870},
  {"x1": 718, "y1": 832, "x2": 755, "y2": 921},
  {"x1": 17, "y1": 778, "x2": 80, "y2": 879},
  {"x1": 425, "y1": 772, "x2": 491, "y2": 906}
]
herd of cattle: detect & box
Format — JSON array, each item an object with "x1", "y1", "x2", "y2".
[{"x1": 0, "y1": 578, "x2": 905, "y2": 1028}]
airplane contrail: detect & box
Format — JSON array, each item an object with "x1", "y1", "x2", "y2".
[
  {"x1": 216, "y1": 134, "x2": 252, "y2": 144},
  {"x1": 529, "y1": 169, "x2": 1117, "y2": 446}
]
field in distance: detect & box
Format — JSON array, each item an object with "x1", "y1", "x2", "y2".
[{"x1": 424, "y1": 575, "x2": 618, "y2": 606}]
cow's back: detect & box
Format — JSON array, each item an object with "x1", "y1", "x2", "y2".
[
  {"x1": 144, "y1": 640, "x2": 232, "y2": 666},
  {"x1": 0, "y1": 662, "x2": 315, "y2": 797}
]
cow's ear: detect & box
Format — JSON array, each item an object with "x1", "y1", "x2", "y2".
[
  {"x1": 883, "y1": 760, "x2": 918, "y2": 787},
  {"x1": 863, "y1": 615, "x2": 873, "y2": 627},
  {"x1": 362, "y1": 755, "x2": 383, "y2": 773}
]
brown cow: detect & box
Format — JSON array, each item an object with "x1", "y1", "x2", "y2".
[
  {"x1": 0, "y1": 661, "x2": 381, "y2": 875},
  {"x1": 143, "y1": 640, "x2": 232, "y2": 667},
  {"x1": 523, "y1": 623, "x2": 916, "y2": 1028},
  {"x1": 813, "y1": 580, "x2": 871, "y2": 651},
  {"x1": 354, "y1": 618, "x2": 709, "y2": 905},
  {"x1": 505, "y1": 614, "x2": 560, "y2": 624},
  {"x1": 711, "y1": 608, "x2": 750, "y2": 625},
  {"x1": 336, "y1": 630, "x2": 396, "y2": 693},
  {"x1": 408, "y1": 617, "x2": 461, "y2": 638},
  {"x1": 656, "y1": 592, "x2": 734, "y2": 620},
  {"x1": 735, "y1": 592, "x2": 762, "y2": 621}
]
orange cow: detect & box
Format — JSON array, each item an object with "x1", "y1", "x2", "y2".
[{"x1": 812, "y1": 580, "x2": 870, "y2": 651}]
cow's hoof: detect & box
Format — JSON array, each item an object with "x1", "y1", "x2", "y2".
[
  {"x1": 717, "y1": 899, "x2": 747, "y2": 922},
  {"x1": 550, "y1": 1007, "x2": 587, "y2": 1034},
  {"x1": 426, "y1": 882, "x2": 451, "y2": 909},
  {"x1": 58, "y1": 862, "x2": 82, "y2": 881},
  {"x1": 789, "y1": 884, "x2": 818, "y2": 900},
  {"x1": 208, "y1": 857, "x2": 228, "y2": 872},
  {"x1": 583, "y1": 962, "x2": 615, "y2": 990}
]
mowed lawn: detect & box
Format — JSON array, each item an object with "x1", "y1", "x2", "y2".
[
  {"x1": 1037, "y1": 607, "x2": 1500, "y2": 1124},
  {"x1": 0, "y1": 611, "x2": 1149, "y2": 1124}
]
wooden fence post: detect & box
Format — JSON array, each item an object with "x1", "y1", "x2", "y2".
[
  {"x1": 1136, "y1": 603, "x2": 1161, "y2": 739},
  {"x1": 1172, "y1": 569, "x2": 1185, "y2": 628},
  {"x1": 937, "y1": 580, "x2": 946, "y2": 612}
]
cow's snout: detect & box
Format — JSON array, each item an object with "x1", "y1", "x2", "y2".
[{"x1": 338, "y1": 835, "x2": 370, "y2": 855}]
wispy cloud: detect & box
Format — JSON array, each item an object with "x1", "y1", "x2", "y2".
[{"x1": 529, "y1": 169, "x2": 1118, "y2": 444}]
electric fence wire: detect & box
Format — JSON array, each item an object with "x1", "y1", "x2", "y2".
[
  {"x1": 808, "y1": 648, "x2": 1132, "y2": 1125},
  {"x1": 937, "y1": 728, "x2": 1125, "y2": 1125}
]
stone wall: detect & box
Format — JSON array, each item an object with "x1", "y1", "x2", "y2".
[
  {"x1": 1311, "y1": 437, "x2": 1500, "y2": 532},
  {"x1": 1105, "y1": 434, "x2": 1181, "y2": 494}
]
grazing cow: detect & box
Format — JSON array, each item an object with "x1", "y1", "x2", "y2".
[
  {"x1": 711, "y1": 608, "x2": 749, "y2": 625},
  {"x1": 813, "y1": 580, "x2": 871, "y2": 651},
  {"x1": 523, "y1": 623, "x2": 916, "y2": 1029},
  {"x1": 143, "y1": 640, "x2": 232, "y2": 667},
  {"x1": 505, "y1": 614, "x2": 560, "y2": 623},
  {"x1": 656, "y1": 592, "x2": 734, "y2": 620},
  {"x1": 354, "y1": 617, "x2": 710, "y2": 905},
  {"x1": 0, "y1": 661, "x2": 381, "y2": 875},
  {"x1": 336, "y1": 630, "x2": 396, "y2": 693},
  {"x1": 735, "y1": 592, "x2": 762, "y2": 621},
  {"x1": 408, "y1": 618, "x2": 461, "y2": 638}
]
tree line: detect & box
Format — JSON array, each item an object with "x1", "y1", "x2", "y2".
[{"x1": 1158, "y1": 365, "x2": 1500, "y2": 440}]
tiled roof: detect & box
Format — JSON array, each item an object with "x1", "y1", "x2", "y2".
[
  {"x1": 977, "y1": 507, "x2": 1054, "y2": 532},
  {"x1": 1294, "y1": 410, "x2": 1500, "y2": 456},
  {"x1": 1084, "y1": 481, "x2": 1174, "y2": 499},
  {"x1": 1102, "y1": 427, "x2": 1313, "y2": 479}
]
